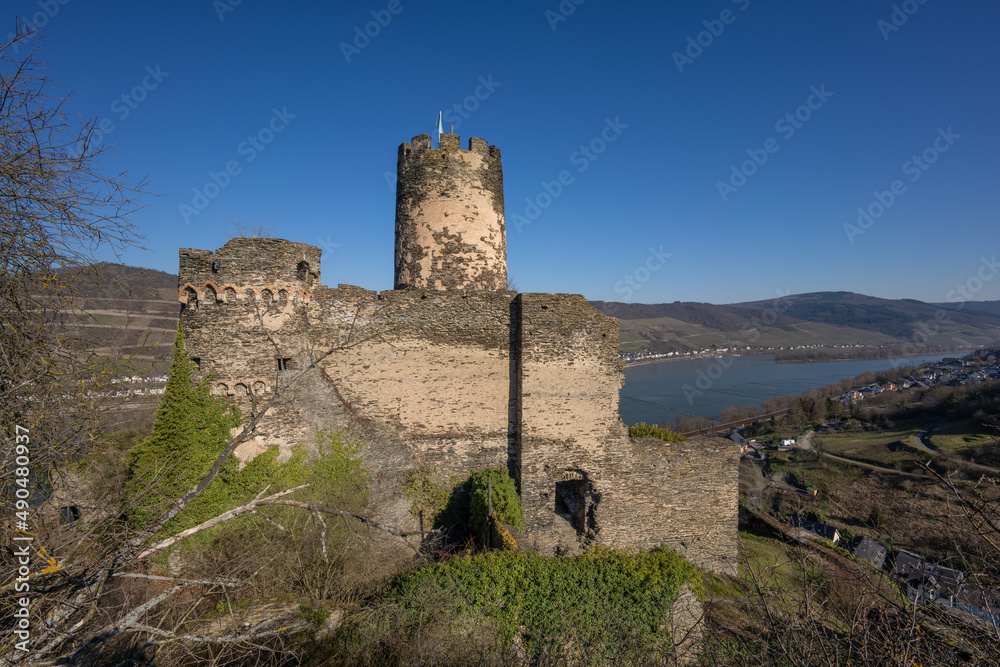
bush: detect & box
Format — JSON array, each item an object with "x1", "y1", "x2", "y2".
[
  {"x1": 469, "y1": 468, "x2": 524, "y2": 538},
  {"x1": 125, "y1": 324, "x2": 242, "y2": 533},
  {"x1": 336, "y1": 546, "x2": 700, "y2": 663},
  {"x1": 868, "y1": 504, "x2": 886, "y2": 530},
  {"x1": 403, "y1": 465, "x2": 460, "y2": 533},
  {"x1": 184, "y1": 431, "x2": 376, "y2": 603},
  {"x1": 628, "y1": 422, "x2": 686, "y2": 442}
]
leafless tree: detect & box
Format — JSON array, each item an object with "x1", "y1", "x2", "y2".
[{"x1": 0, "y1": 25, "x2": 418, "y2": 665}]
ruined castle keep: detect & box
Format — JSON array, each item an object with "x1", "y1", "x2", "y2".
[{"x1": 179, "y1": 133, "x2": 738, "y2": 575}]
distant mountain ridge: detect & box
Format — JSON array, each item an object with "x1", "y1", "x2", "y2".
[
  {"x1": 56, "y1": 262, "x2": 178, "y2": 300},
  {"x1": 934, "y1": 300, "x2": 1000, "y2": 318},
  {"x1": 591, "y1": 292, "x2": 1000, "y2": 356},
  {"x1": 49, "y1": 266, "x2": 1000, "y2": 361}
]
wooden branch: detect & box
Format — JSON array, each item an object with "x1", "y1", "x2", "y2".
[
  {"x1": 260, "y1": 499, "x2": 423, "y2": 539},
  {"x1": 135, "y1": 484, "x2": 309, "y2": 560},
  {"x1": 111, "y1": 572, "x2": 241, "y2": 587},
  {"x1": 62, "y1": 584, "x2": 188, "y2": 665}
]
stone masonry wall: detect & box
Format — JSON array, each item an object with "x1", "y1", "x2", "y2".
[
  {"x1": 318, "y1": 288, "x2": 517, "y2": 477},
  {"x1": 517, "y1": 293, "x2": 630, "y2": 554},
  {"x1": 179, "y1": 239, "x2": 738, "y2": 576},
  {"x1": 610, "y1": 436, "x2": 739, "y2": 575},
  {"x1": 515, "y1": 293, "x2": 738, "y2": 574}
]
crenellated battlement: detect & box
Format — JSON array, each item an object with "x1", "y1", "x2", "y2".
[{"x1": 398, "y1": 134, "x2": 501, "y2": 161}]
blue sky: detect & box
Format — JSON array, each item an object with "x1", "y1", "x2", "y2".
[{"x1": 13, "y1": 0, "x2": 1000, "y2": 305}]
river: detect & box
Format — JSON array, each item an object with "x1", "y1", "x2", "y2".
[{"x1": 619, "y1": 353, "x2": 955, "y2": 427}]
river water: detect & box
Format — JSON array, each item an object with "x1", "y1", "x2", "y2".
[{"x1": 619, "y1": 353, "x2": 955, "y2": 426}]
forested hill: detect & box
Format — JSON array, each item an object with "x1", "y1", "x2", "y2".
[
  {"x1": 56, "y1": 262, "x2": 177, "y2": 301},
  {"x1": 46, "y1": 266, "x2": 1000, "y2": 362},
  {"x1": 934, "y1": 300, "x2": 1000, "y2": 318},
  {"x1": 591, "y1": 292, "x2": 1000, "y2": 355}
]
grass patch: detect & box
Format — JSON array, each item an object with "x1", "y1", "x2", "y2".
[
  {"x1": 738, "y1": 531, "x2": 806, "y2": 600},
  {"x1": 813, "y1": 419, "x2": 932, "y2": 469},
  {"x1": 335, "y1": 547, "x2": 700, "y2": 663},
  {"x1": 766, "y1": 451, "x2": 863, "y2": 494},
  {"x1": 701, "y1": 570, "x2": 744, "y2": 600},
  {"x1": 928, "y1": 419, "x2": 998, "y2": 454}
]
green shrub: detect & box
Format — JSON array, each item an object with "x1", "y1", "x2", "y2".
[
  {"x1": 469, "y1": 468, "x2": 524, "y2": 537},
  {"x1": 628, "y1": 422, "x2": 685, "y2": 442},
  {"x1": 341, "y1": 546, "x2": 700, "y2": 662},
  {"x1": 403, "y1": 465, "x2": 460, "y2": 531},
  {"x1": 125, "y1": 323, "x2": 242, "y2": 533},
  {"x1": 868, "y1": 504, "x2": 886, "y2": 530},
  {"x1": 182, "y1": 431, "x2": 374, "y2": 602}
]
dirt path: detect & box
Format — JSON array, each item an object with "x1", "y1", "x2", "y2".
[
  {"x1": 910, "y1": 420, "x2": 945, "y2": 456},
  {"x1": 820, "y1": 451, "x2": 923, "y2": 477},
  {"x1": 912, "y1": 421, "x2": 1000, "y2": 476}
]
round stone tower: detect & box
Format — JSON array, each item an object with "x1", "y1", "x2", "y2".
[{"x1": 394, "y1": 133, "x2": 507, "y2": 290}]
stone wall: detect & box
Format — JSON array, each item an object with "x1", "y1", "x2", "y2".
[
  {"x1": 516, "y1": 293, "x2": 626, "y2": 552},
  {"x1": 319, "y1": 288, "x2": 517, "y2": 477},
  {"x1": 180, "y1": 238, "x2": 320, "y2": 292},
  {"x1": 179, "y1": 239, "x2": 738, "y2": 576},
  {"x1": 513, "y1": 293, "x2": 738, "y2": 574}
]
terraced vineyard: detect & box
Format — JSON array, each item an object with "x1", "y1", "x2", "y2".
[{"x1": 53, "y1": 263, "x2": 179, "y2": 374}]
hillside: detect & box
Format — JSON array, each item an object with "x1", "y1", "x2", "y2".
[
  {"x1": 46, "y1": 267, "x2": 1000, "y2": 363},
  {"x1": 592, "y1": 292, "x2": 1000, "y2": 355},
  {"x1": 934, "y1": 299, "x2": 1000, "y2": 318},
  {"x1": 51, "y1": 262, "x2": 179, "y2": 372}
]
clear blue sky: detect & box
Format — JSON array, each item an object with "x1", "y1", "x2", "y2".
[{"x1": 15, "y1": 0, "x2": 1000, "y2": 305}]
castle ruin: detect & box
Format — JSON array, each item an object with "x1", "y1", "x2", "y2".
[{"x1": 178, "y1": 133, "x2": 738, "y2": 574}]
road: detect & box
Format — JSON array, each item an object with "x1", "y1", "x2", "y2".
[
  {"x1": 912, "y1": 422, "x2": 1000, "y2": 477},
  {"x1": 910, "y1": 420, "x2": 945, "y2": 456},
  {"x1": 799, "y1": 421, "x2": 1000, "y2": 478},
  {"x1": 798, "y1": 425, "x2": 921, "y2": 476}
]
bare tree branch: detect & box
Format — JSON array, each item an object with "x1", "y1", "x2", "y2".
[{"x1": 135, "y1": 484, "x2": 309, "y2": 560}]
